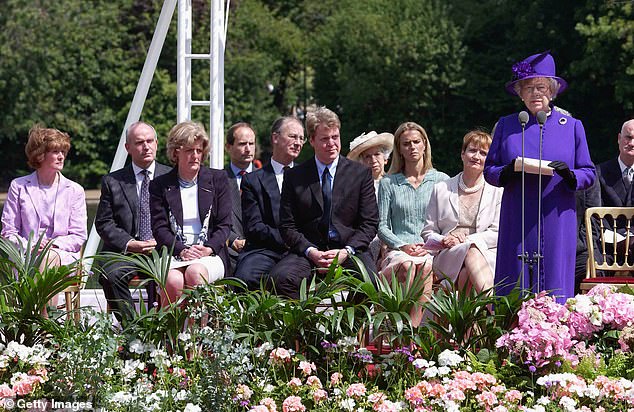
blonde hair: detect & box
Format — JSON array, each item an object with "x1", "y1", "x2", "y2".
[
  {"x1": 25, "y1": 125, "x2": 71, "y2": 169},
  {"x1": 461, "y1": 130, "x2": 492, "y2": 153},
  {"x1": 306, "y1": 106, "x2": 340, "y2": 139},
  {"x1": 166, "y1": 121, "x2": 210, "y2": 164},
  {"x1": 388, "y1": 122, "x2": 433, "y2": 175}
]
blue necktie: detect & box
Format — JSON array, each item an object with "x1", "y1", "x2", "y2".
[{"x1": 320, "y1": 168, "x2": 332, "y2": 238}]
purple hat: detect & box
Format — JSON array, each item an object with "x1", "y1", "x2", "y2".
[{"x1": 505, "y1": 51, "x2": 567, "y2": 96}]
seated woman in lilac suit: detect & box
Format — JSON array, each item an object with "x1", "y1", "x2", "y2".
[
  {"x1": 1, "y1": 125, "x2": 87, "y2": 267},
  {"x1": 149, "y1": 122, "x2": 232, "y2": 308},
  {"x1": 422, "y1": 131, "x2": 503, "y2": 293}
]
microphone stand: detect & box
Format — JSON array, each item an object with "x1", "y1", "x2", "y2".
[
  {"x1": 517, "y1": 111, "x2": 531, "y2": 297},
  {"x1": 518, "y1": 120, "x2": 527, "y2": 294},
  {"x1": 534, "y1": 111, "x2": 547, "y2": 292}
]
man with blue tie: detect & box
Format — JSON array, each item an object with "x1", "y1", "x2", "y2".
[
  {"x1": 235, "y1": 117, "x2": 305, "y2": 290},
  {"x1": 224, "y1": 122, "x2": 257, "y2": 274},
  {"x1": 270, "y1": 107, "x2": 378, "y2": 299},
  {"x1": 95, "y1": 121, "x2": 171, "y2": 321}
]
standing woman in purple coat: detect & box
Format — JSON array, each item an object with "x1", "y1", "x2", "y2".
[{"x1": 483, "y1": 51, "x2": 596, "y2": 303}]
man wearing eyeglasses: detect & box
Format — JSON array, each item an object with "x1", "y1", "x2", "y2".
[
  {"x1": 270, "y1": 107, "x2": 378, "y2": 299},
  {"x1": 235, "y1": 117, "x2": 305, "y2": 290}
]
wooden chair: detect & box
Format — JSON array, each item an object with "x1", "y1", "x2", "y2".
[
  {"x1": 580, "y1": 207, "x2": 634, "y2": 293},
  {"x1": 59, "y1": 257, "x2": 86, "y2": 324}
]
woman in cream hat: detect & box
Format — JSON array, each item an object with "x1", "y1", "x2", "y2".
[{"x1": 348, "y1": 131, "x2": 393, "y2": 197}]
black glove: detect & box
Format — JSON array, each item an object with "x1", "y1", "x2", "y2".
[
  {"x1": 499, "y1": 159, "x2": 517, "y2": 186},
  {"x1": 548, "y1": 160, "x2": 577, "y2": 189}
]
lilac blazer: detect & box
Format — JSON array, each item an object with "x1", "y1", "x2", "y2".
[{"x1": 1, "y1": 172, "x2": 87, "y2": 264}]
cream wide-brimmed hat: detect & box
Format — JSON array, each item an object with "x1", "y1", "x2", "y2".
[{"x1": 347, "y1": 131, "x2": 394, "y2": 161}]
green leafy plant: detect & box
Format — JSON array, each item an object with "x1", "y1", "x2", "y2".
[
  {"x1": 347, "y1": 256, "x2": 432, "y2": 347},
  {"x1": 0, "y1": 235, "x2": 80, "y2": 345}
]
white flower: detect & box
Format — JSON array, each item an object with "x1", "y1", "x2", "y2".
[
  {"x1": 254, "y1": 342, "x2": 273, "y2": 358},
  {"x1": 423, "y1": 366, "x2": 439, "y2": 378},
  {"x1": 178, "y1": 332, "x2": 191, "y2": 342},
  {"x1": 558, "y1": 396, "x2": 576, "y2": 412},
  {"x1": 412, "y1": 359, "x2": 435, "y2": 369},
  {"x1": 437, "y1": 366, "x2": 451, "y2": 376},
  {"x1": 437, "y1": 349, "x2": 463, "y2": 367},
  {"x1": 110, "y1": 391, "x2": 134, "y2": 405},
  {"x1": 184, "y1": 403, "x2": 202, "y2": 412},
  {"x1": 583, "y1": 384, "x2": 600, "y2": 399},
  {"x1": 175, "y1": 389, "x2": 188, "y2": 401},
  {"x1": 129, "y1": 339, "x2": 146, "y2": 354},
  {"x1": 263, "y1": 384, "x2": 275, "y2": 393},
  {"x1": 337, "y1": 336, "x2": 359, "y2": 348},
  {"x1": 339, "y1": 398, "x2": 356, "y2": 411},
  {"x1": 441, "y1": 399, "x2": 460, "y2": 412},
  {"x1": 536, "y1": 396, "x2": 550, "y2": 405}
]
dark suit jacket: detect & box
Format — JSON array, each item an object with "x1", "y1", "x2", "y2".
[
  {"x1": 240, "y1": 163, "x2": 287, "y2": 253},
  {"x1": 149, "y1": 167, "x2": 232, "y2": 274},
  {"x1": 597, "y1": 157, "x2": 632, "y2": 207},
  {"x1": 95, "y1": 162, "x2": 172, "y2": 253},
  {"x1": 225, "y1": 165, "x2": 245, "y2": 255},
  {"x1": 279, "y1": 155, "x2": 378, "y2": 255}
]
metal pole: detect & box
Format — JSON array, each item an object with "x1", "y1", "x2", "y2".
[
  {"x1": 177, "y1": 0, "x2": 192, "y2": 122},
  {"x1": 210, "y1": 0, "x2": 225, "y2": 168},
  {"x1": 83, "y1": 0, "x2": 177, "y2": 274}
]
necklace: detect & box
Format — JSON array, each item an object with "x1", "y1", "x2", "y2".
[{"x1": 458, "y1": 172, "x2": 484, "y2": 194}]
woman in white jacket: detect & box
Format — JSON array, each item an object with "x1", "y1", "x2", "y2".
[{"x1": 422, "y1": 130, "x2": 503, "y2": 293}]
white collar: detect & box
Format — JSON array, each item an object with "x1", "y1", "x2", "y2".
[
  {"x1": 270, "y1": 158, "x2": 293, "y2": 175},
  {"x1": 132, "y1": 161, "x2": 156, "y2": 177}
]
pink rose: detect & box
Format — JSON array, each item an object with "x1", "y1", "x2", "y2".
[{"x1": 282, "y1": 396, "x2": 305, "y2": 412}]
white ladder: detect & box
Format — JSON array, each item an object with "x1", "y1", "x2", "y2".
[{"x1": 83, "y1": 0, "x2": 228, "y2": 275}]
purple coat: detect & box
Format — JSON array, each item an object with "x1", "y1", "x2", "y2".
[
  {"x1": 1, "y1": 172, "x2": 87, "y2": 265},
  {"x1": 484, "y1": 107, "x2": 595, "y2": 302}
]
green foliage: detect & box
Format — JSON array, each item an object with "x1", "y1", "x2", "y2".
[
  {"x1": 311, "y1": 0, "x2": 465, "y2": 170},
  {"x1": 0, "y1": 235, "x2": 81, "y2": 345}
]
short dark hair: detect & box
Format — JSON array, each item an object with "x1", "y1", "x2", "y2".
[{"x1": 226, "y1": 122, "x2": 254, "y2": 145}]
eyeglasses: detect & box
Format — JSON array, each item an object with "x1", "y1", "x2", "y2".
[
  {"x1": 521, "y1": 84, "x2": 549, "y2": 94},
  {"x1": 284, "y1": 133, "x2": 306, "y2": 143}
]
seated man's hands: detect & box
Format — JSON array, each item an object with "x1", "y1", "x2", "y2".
[
  {"x1": 308, "y1": 248, "x2": 349, "y2": 271},
  {"x1": 232, "y1": 238, "x2": 246, "y2": 252},
  {"x1": 127, "y1": 239, "x2": 157, "y2": 254}
]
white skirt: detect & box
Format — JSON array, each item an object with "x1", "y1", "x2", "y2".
[{"x1": 169, "y1": 255, "x2": 225, "y2": 283}]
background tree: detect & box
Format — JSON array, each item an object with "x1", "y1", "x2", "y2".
[{"x1": 310, "y1": 0, "x2": 465, "y2": 172}]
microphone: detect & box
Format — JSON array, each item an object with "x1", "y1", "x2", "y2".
[
  {"x1": 536, "y1": 111, "x2": 547, "y2": 125},
  {"x1": 518, "y1": 111, "x2": 529, "y2": 127}
]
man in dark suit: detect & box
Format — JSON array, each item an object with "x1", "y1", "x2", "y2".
[
  {"x1": 596, "y1": 119, "x2": 634, "y2": 264},
  {"x1": 224, "y1": 122, "x2": 256, "y2": 275},
  {"x1": 235, "y1": 116, "x2": 305, "y2": 290},
  {"x1": 597, "y1": 120, "x2": 634, "y2": 208},
  {"x1": 270, "y1": 107, "x2": 378, "y2": 299},
  {"x1": 95, "y1": 121, "x2": 171, "y2": 321}
]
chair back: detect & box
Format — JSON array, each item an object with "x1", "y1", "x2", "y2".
[{"x1": 585, "y1": 206, "x2": 634, "y2": 277}]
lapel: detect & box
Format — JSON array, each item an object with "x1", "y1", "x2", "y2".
[
  {"x1": 476, "y1": 182, "x2": 495, "y2": 231},
  {"x1": 447, "y1": 176, "x2": 460, "y2": 217},
  {"x1": 306, "y1": 157, "x2": 324, "y2": 211},
  {"x1": 121, "y1": 165, "x2": 140, "y2": 223},
  {"x1": 164, "y1": 169, "x2": 183, "y2": 225},
  {"x1": 607, "y1": 158, "x2": 628, "y2": 205},
  {"x1": 197, "y1": 168, "x2": 215, "y2": 223},
  {"x1": 225, "y1": 165, "x2": 242, "y2": 219},
  {"x1": 52, "y1": 174, "x2": 73, "y2": 235},
  {"x1": 23, "y1": 172, "x2": 43, "y2": 225},
  {"x1": 260, "y1": 163, "x2": 281, "y2": 224}
]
